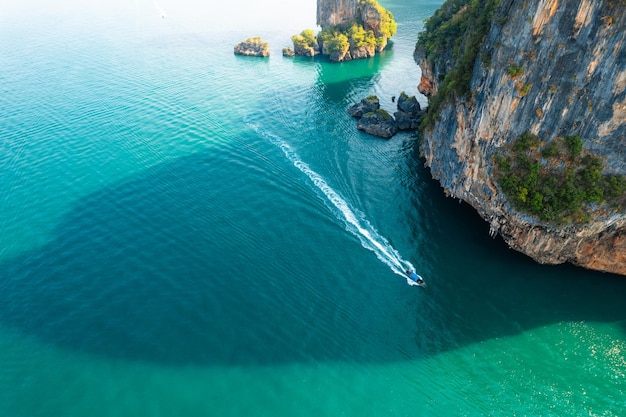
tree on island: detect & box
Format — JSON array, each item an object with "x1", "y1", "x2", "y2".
[
  {"x1": 291, "y1": 29, "x2": 320, "y2": 57},
  {"x1": 286, "y1": 0, "x2": 397, "y2": 62},
  {"x1": 234, "y1": 37, "x2": 270, "y2": 57}
]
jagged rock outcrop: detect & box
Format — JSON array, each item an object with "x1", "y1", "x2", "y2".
[
  {"x1": 358, "y1": 110, "x2": 398, "y2": 138},
  {"x1": 348, "y1": 95, "x2": 380, "y2": 117},
  {"x1": 414, "y1": 49, "x2": 437, "y2": 97},
  {"x1": 349, "y1": 94, "x2": 424, "y2": 138},
  {"x1": 234, "y1": 37, "x2": 270, "y2": 57},
  {"x1": 394, "y1": 92, "x2": 423, "y2": 130},
  {"x1": 416, "y1": 0, "x2": 626, "y2": 275}
]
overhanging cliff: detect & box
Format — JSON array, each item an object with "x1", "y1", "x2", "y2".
[{"x1": 416, "y1": 0, "x2": 626, "y2": 275}]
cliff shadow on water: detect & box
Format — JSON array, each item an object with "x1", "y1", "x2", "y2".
[
  {"x1": 0, "y1": 136, "x2": 625, "y2": 368},
  {"x1": 293, "y1": 45, "x2": 394, "y2": 104},
  {"x1": 404, "y1": 136, "x2": 626, "y2": 356}
]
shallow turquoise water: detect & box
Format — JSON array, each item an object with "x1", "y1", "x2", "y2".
[{"x1": 1, "y1": 0, "x2": 625, "y2": 415}]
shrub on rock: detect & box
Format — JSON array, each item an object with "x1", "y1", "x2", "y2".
[{"x1": 234, "y1": 37, "x2": 270, "y2": 57}]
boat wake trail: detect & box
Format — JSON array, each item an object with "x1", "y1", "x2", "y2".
[{"x1": 253, "y1": 126, "x2": 421, "y2": 285}]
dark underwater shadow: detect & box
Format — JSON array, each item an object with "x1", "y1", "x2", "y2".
[
  {"x1": 1, "y1": 142, "x2": 624, "y2": 368},
  {"x1": 289, "y1": 49, "x2": 393, "y2": 105},
  {"x1": 402, "y1": 138, "x2": 626, "y2": 355},
  {"x1": 0, "y1": 147, "x2": 425, "y2": 367}
]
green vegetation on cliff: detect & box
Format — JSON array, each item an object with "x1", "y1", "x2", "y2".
[
  {"x1": 360, "y1": 0, "x2": 397, "y2": 39},
  {"x1": 321, "y1": 31, "x2": 350, "y2": 55},
  {"x1": 291, "y1": 30, "x2": 318, "y2": 50},
  {"x1": 292, "y1": 0, "x2": 396, "y2": 61},
  {"x1": 417, "y1": 0, "x2": 501, "y2": 130},
  {"x1": 494, "y1": 132, "x2": 626, "y2": 224},
  {"x1": 347, "y1": 24, "x2": 377, "y2": 49}
]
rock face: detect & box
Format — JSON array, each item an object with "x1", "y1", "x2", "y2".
[
  {"x1": 394, "y1": 92, "x2": 422, "y2": 130},
  {"x1": 294, "y1": 44, "x2": 319, "y2": 57},
  {"x1": 358, "y1": 110, "x2": 398, "y2": 138},
  {"x1": 417, "y1": 0, "x2": 626, "y2": 275},
  {"x1": 359, "y1": 0, "x2": 388, "y2": 51},
  {"x1": 234, "y1": 37, "x2": 270, "y2": 57},
  {"x1": 348, "y1": 95, "x2": 380, "y2": 117},
  {"x1": 317, "y1": 0, "x2": 359, "y2": 27}
]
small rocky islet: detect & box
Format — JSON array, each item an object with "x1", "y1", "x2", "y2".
[
  {"x1": 234, "y1": 0, "x2": 395, "y2": 62},
  {"x1": 233, "y1": 37, "x2": 270, "y2": 57},
  {"x1": 349, "y1": 93, "x2": 424, "y2": 139}
]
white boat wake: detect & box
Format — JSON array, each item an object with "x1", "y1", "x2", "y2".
[
  {"x1": 253, "y1": 126, "x2": 423, "y2": 286},
  {"x1": 153, "y1": 0, "x2": 167, "y2": 18}
]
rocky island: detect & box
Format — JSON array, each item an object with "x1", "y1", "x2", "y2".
[
  {"x1": 234, "y1": 37, "x2": 270, "y2": 57},
  {"x1": 286, "y1": 0, "x2": 397, "y2": 62},
  {"x1": 415, "y1": 0, "x2": 626, "y2": 275},
  {"x1": 349, "y1": 92, "x2": 424, "y2": 138}
]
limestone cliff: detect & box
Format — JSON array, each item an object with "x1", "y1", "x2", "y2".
[
  {"x1": 310, "y1": 0, "x2": 397, "y2": 62},
  {"x1": 416, "y1": 0, "x2": 626, "y2": 275},
  {"x1": 317, "y1": 0, "x2": 359, "y2": 27}
]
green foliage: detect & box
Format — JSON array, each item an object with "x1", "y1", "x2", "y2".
[
  {"x1": 494, "y1": 132, "x2": 626, "y2": 224},
  {"x1": 513, "y1": 131, "x2": 540, "y2": 152},
  {"x1": 359, "y1": 0, "x2": 397, "y2": 38},
  {"x1": 347, "y1": 24, "x2": 377, "y2": 48},
  {"x1": 312, "y1": 0, "x2": 396, "y2": 61},
  {"x1": 318, "y1": 28, "x2": 335, "y2": 47},
  {"x1": 418, "y1": 0, "x2": 470, "y2": 60},
  {"x1": 325, "y1": 33, "x2": 350, "y2": 54},
  {"x1": 417, "y1": 0, "x2": 502, "y2": 131},
  {"x1": 291, "y1": 30, "x2": 318, "y2": 50},
  {"x1": 519, "y1": 83, "x2": 531, "y2": 96},
  {"x1": 541, "y1": 142, "x2": 559, "y2": 158},
  {"x1": 378, "y1": 4, "x2": 398, "y2": 38},
  {"x1": 370, "y1": 108, "x2": 394, "y2": 120},
  {"x1": 565, "y1": 135, "x2": 583, "y2": 157},
  {"x1": 605, "y1": 175, "x2": 626, "y2": 198},
  {"x1": 301, "y1": 29, "x2": 317, "y2": 46},
  {"x1": 507, "y1": 64, "x2": 524, "y2": 78}
]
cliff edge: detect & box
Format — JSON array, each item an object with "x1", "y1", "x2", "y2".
[{"x1": 416, "y1": 0, "x2": 626, "y2": 275}]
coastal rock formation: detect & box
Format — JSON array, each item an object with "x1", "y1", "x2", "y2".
[
  {"x1": 357, "y1": 110, "x2": 398, "y2": 138},
  {"x1": 416, "y1": 0, "x2": 626, "y2": 275},
  {"x1": 234, "y1": 37, "x2": 270, "y2": 57},
  {"x1": 394, "y1": 92, "x2": 422, "y2": 130},
  {"x1": 291, "y1": 0, "x2": 396, "y2": 62},
  {"x1": 348, "y1": 95, "x2": 380, "y2": 117},
  {"x1": 349, "y1": 93, "x2": 424, "y2": 138}
]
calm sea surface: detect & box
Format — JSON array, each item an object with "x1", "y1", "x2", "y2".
[{"x1": 1, "y1": 0, "x2": 625, "y2": 415}]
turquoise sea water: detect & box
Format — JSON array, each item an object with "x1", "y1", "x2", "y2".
[{"x1": 1, "y1": 0, "x2": 625, "y2": 415}]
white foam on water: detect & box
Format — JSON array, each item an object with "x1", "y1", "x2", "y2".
[{"x1": 254, "y1": 126, "x2": 422, "y2": 284}]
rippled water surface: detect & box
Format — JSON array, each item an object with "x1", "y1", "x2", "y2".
[{"x1": 1, "y1": 0, "x2": 625, "y2": 415}]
